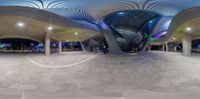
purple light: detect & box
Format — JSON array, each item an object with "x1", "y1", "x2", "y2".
[
  {"x1": 153, "y1": 31, "x2": 167, "y2": 38},
  {"x1": 99, "y1": 20, "x2": 110, "y2": 30}
]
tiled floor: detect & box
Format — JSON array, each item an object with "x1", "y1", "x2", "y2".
[{"x1": 0, "y1": 51, "x2": 200, "y2": 99}]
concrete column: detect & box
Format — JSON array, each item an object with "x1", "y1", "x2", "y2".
[
  {"x1": 58, "y1": 41, "x2": 62, "y2": 54},
  {"x1": 174, "y1": 46, "x2": 177, "y2": 52},
  {"x1": 182, "y1": 34, "x2": 192, "y2": 56},
  {"x1": 162, "y1": 44, "x2": 165, "y2": 51},
  {"x1": 45, "y1": 32, "x2": 50, "y2": 56},
  {"x1": 102, "y1": 31, "x2": 125, "y2": 54},
  {"x1": 165, "y1": 43, "x2": 169, "y2": 52},
  {"x1": 99, "y1": 21, "x2": 125, "y2": 54},
  {"x1": 80, "y1": 42, "x2": 86, "y2": 51},
  {"x1": 148, "y1": 44, "x2": 152, "y2": 51}
]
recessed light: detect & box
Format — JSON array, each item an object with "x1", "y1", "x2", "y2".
[
  {"x1": 17, "y1": 22, "x2": 25, "y2": 28},
  {"x1": 117, "y1": 12, "x2": 125, "y2": 15},
  {"x1": 74, "y1": 32, "x2": 78, "y2": 35},
  {"x1": 186, "y1": 27, "x2": 192, "y2": 32},
  {"x1": 47, "y1": 26, "x2": 53, "y2": 31},
  {"x1": 149, "y1": 20, "x2": 153, "y2": 24}
]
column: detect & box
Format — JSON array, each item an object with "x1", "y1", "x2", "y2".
[
  {"x1": 45, "y1": 32, "x2": 50, "y2": 56},
  {"x1": 80, "y1": 42, "x2": 86, "y2": 51},
  {"x1": 162, "y1": 44, "x2": 165, "y2": 51},
  {"x1": 182, "y1": 34, "x2": 192, "y2": 56},
  {"x1": 102, "y1": 31, "x2": 125, "y2": 54},
  {"x1": 58, "y1": 41, "x2": 62, "y2": 54},
  {"x1": 99, "y1": 21, "x2": 125, "y2": 54},
  {"x1": 148, "y1": 44, "x2": 152, "y2": 51},
  {"x1": 174, "y1": 45, "x2": 177, "y2": 52},
  {"x1": 165, "y1": 43, "x2": 169, "y2": 52}
]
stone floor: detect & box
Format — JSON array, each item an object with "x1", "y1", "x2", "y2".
[{"x1": 0, "y1": 51, "x2": 200, "y2": 99}]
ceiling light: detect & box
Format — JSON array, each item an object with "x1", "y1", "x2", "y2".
[
  {"x1": 186, "y1": 27, "x2": 192, "y2": 32},
  {"x1": 149, "y1": 20, "x2": 153, "y2": 24},
  {"x1": 117, "y1": 12, "x2": 125, "y2": 15},
  {"x1": 74, "y1": 32, "x2": 78, "y2": 35},
  {"x1": 17, "y1": 22, "x2": 25, "y2": 28},
  {"x1": 173, "y1": 37, "x2": 176, "y2": 40},
  {"x1": 47, "y1": 26, "x2": 53, "y2": 31}
]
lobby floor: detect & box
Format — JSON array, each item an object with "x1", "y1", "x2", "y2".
[{"x1": 0, "y1": 51, "x2": 200, "y2": 99}]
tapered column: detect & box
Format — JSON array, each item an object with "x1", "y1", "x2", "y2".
[
  {"x1": 80, "y1": 42, "x2": 86, "y2": 51},
  {"x1": 103, "y1": 31, "x2": 125, "y2": 54},
  {"x1": 45, "y1": 32, "x2": 50, "y2": 56},
  {"x1": 182, "y1": 34, "x2": 192, "y2": 56},
  {"x1": 58, "y1": 41, "x2": 62, "y2": 54},
  {"x1": 99, "y1": 20, "x2": 125, "y2": 54}
]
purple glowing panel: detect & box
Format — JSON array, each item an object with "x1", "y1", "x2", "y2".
[
  {"x1": 153, "y1": 31, "x2": 167, "y2": 38},
  {"x1": 99, "y1": 20, "x2": 110, "y2": 30}
]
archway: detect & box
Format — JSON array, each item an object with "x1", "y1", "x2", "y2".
[
  {"x1": 0, "y1": 6, "x2": 100, "y2": 55},
  {"x1": 168, "y1": 7, "x2": 200, "y2": 56}
]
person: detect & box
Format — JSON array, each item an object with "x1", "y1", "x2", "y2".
[{"x1": 102, "y1": 44, "x2": 108, "y2": 54}]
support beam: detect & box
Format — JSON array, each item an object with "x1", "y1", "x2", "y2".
[
  {"x1": 99, "y1": 21, "x2": 125, "y2": 54},
  {"x1": 58, "y1": 41, "x2": 62, "y2": 54},
  {"x1": 45, "y1": 32, "x2": 50, "y2": 56},
  {"x1": 102, "y1": 31, "x2": 125, "y2": 54},
  {"x1": 182, "y1": 34, "x2": 192, "y2": 56}
]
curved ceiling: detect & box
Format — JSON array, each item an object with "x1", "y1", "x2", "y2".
[
  {"x1": 102, "y1": 10, "x2": 161, "y2": 52},
  {"x1": 0, "y1": 0, "x2": 199, "y2": 21},
  {"x1": 0, "y1": 6, "x2": 100, "y2": 42},
  {"x1": 168, "y1": 7, "x2": 200, "y2": 42}
]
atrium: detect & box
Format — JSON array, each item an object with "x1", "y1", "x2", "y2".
[{"x1": 0, "y1": 0, "x2": 200, "y2": 99}]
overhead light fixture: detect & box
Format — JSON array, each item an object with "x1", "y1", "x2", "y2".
[
  {"x1": 149, "y1": 20, "x2": 153, "y2": 24},
  {"x1": 173, "y1": 37, "x2": 176, "y2": 40},
  {"x1": 118, "y1": 12, "x2": 125, "y2": 15},
  {"x1": 53, "y1": 43, "x2": 56, "y2": 47},
  {"x1": 47, "y1": 26, "x2": 53, "y2": 31},
  {"x1": 17, "y1": 22, "x2": 25, "y2": 28},
  {"x1": 74, "y1": 32, "x2": 78, "y2": 35},
  {"x1": 186, "y1": 27, "x2": 192, "y2": 32}
]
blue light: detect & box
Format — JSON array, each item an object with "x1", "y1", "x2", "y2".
[
  {"x1": 197, "y1": 44, "x2": 200, "y2": 48},
  {"x1": 117, "y1": 12, "x2": 125, "y2": 15},
  {"x1": 149, "y1": 20, "x2": 153, "y2": 24},
  {"x1": 38, "y1": 43, "x2": 44, "y2": 47}
]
